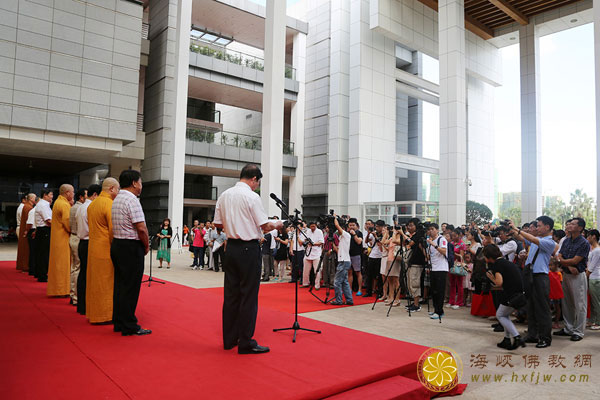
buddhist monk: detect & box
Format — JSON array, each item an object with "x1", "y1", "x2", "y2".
[
  {"x1": 86, "y1": 178, "x2": 120, "y2": 324},
  {"x1": 47, "y1": 184, "x2": 74, "y2": 297},
  {"x1": 16, "y1": 193, "x2": 36, "y2": 272}
]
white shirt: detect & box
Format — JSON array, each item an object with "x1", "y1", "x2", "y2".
[
  {"x1": 290, "y1": 229, "x2": 306, "y2": 251},
  {"x1": 367, "y1": 231, "x2": 386, "y2": 259},
  {"x1": 337, "y1": 230, "x2": 351, "y2": 262},
  {"x1": 213, "y1": 182, "x2": 268, "y2": 241},
  {"x1": 76, "y1": 199, "x2": 92, "y2": 240},
  {"x1": 16, "y1": 203, "x2": 24, "y2": 227},
  {"x1": 270, "y1": 229, "x2": 278, "y2": 249},
  {"x1": 498, "y1": 239, "x2": 517, "y2": 262},
  {"x1": 429, "y1": 234, "x2": 449, "y2": 272},
  {"x1": 588, "y1": 247, "x2": 600, "y2": 280},
  {"x1": 35, "y1": 199, "x2": 52, "y2": 228},
  {"x1": 304, "y1": 228, "x2": 324, "y2": 260},
  {"x1": 26, "y1": 205, "x2": 36, "y2": 227}
]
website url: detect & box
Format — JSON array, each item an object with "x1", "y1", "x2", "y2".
[{"x1": 471, "y1": 372, "x2": 590, "y2": 384}]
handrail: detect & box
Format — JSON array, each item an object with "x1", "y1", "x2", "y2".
[
  {"x1": 186, "y1": 125, "x2": 294, "y2": 155},
  {"x1": 190, "y1": 39, "x2": 296, "y2": 80}
]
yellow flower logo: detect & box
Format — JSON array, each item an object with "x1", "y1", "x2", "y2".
[{"x1": 417, "y1": 347, "x2": 462, "y2": 392}]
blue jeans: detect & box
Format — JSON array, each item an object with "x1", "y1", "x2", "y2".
[{"x1": 334, "y1": 261, "x2": 353, "y2": 303}]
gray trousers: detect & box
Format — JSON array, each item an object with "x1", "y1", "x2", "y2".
[
  {"x1": 497, "y1": 304, "x2": 519, "y2": 338},
  {"x1": 561, "y1": 272, "x2": 588, "y2": 338},
  {"x1": 262, "y1": 254, "x2": 273, "y2": 279},
  {"x1": 527, "y1": 273, "x2": 552, "y2": 341}
]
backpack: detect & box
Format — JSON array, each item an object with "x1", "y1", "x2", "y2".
[{"x1": 437, "y1": 237, "x2": 455, "y2": 267}]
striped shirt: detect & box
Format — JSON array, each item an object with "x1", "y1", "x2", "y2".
[{"x1": 111, "y1": 190, "x2": 145, "y2": 240}]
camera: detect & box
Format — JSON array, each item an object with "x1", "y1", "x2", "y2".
[{"x1": 317, "y1": 209, "x2": 345, "y2": 240}]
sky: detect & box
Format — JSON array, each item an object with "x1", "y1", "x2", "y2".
[{"x1": 494, "y1": 23, "x2": 597, "y2": 203}]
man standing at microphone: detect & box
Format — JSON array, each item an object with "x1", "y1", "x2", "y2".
[{"x1": 214, "y1": 164, "x2": 283, "y2": 354}]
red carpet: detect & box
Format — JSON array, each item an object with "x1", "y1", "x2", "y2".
[
  {"x1": 0, "y1": 261, "x2": 457, "y2": 399},
  {"x1": 203, "y1": 282, "x2": 381, "y2": 314}
]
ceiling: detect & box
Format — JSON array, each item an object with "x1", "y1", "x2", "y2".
[
  {"x1": 0, "y1": 154, "x2": 99, "y2": 178},
  {"x1": 418, "y1": 0, "x2": 586, "y2": 40}
]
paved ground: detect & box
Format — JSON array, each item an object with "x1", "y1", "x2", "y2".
[{"x1": 2, "y1": 242, "x2": 598, "y2": 399}]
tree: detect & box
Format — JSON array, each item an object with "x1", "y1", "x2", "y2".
[
  {"x1": 466, "y1": 200, "x2": 493, "y2": 226},
  {"x1": 499, "y1": 207, "x2": 521, "y2": 227},
  {"x1": 543, "y1": 198, "x2": 569, "y2": 229},
  {"x1": 568, "y1": 189, "x2": 597, "y2": 228}
]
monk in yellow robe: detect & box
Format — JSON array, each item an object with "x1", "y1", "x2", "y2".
[
  {"x1": 16, "y1": 193, "x2": 36, "y2": 272},
  {"x1": 86, "y1": 178, "x2": 120, "y2": 324},
  {"x1": 47, "y1": 184, "x2": 74, "y2": 296}
]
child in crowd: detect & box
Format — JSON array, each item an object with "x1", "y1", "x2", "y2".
[
  {"x1": 463, "y1": 252, "x2": 474, "y2": 307},
  {"x1": 549, "y1": 258, "x2": 564, "y2": 329}
]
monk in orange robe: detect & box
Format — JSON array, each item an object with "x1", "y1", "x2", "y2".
[
  {"x1": 47, "y1": 184, "x2": 74, "y2": 296},
  {"x1": 16, "y1": 193, "x2": 36, "y2": 272},
  {"x1": 86, "y1": 178, "x2": 120, "y2": 324}
]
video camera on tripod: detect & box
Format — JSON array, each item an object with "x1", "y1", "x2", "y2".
[{"x1": 317, "y1": 209, "x2": 346, "y2": 240}]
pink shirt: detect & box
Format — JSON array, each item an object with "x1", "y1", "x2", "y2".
[{"x1": 193, "y1": 228, "x2": 205, "y2": 247}]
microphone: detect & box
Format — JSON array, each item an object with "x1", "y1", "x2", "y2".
[{"x1": 270, "y1": 193, "x2": 288, "y2": 209}]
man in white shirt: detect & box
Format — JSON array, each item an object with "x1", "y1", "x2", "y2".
[
  {"x1": 34, "y1": 189, "x2": 53, "y2": 282},
  {"x1": 427, "y1": 223, "x2": 449, "y2": 320},
  {"x1": 69, "y1": 188, "x2": 87, "y2": 306},
  {"x1": 75, "y1": 184, "x2": 101, "y2": 316},
  {"x1": 364, "y1": 220, "x2": 387, "y2": 297},
  {"x1": 289, "y1": 221, "x2": 306, "y2": 283},
  {"x1": 302, "y1": 222, "x2": 324, "y2": 288},
  {"x1": 330, "y1": 215, "x2": 353, "y2": 305},
  {"x1": 214, "y1": 164, "x2": 283, "y2": 354},
  {"x1": 26, "y1": 196, "x2": 38, "y2": 276}
]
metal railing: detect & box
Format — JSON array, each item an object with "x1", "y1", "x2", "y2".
[
  {"x1": 186, "y1": 125, "x2": 294, "y2": 155},
  {"x1": 190, "y1": 40, "x2": 296, "y2": 80},
  {"x1": 363, "y1": 201, "x2": 439, "y2": 225}
]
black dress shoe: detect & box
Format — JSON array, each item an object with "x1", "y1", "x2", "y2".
[
  {"x1": 508, "y1": 335, "x2": 526, "y2": 350},
  {"x1": 497, "y1": 337, "x2": 511, "y2": 349},
  {"x1": 493, "y1": 325, "x2": 505, "y2": 332},
  {"x1": 491, "y1": 323, "x2": 501, "y2": 328},
  {"x1": 524, "y1": 336, "x2": 538, "y2": 343},
  {"x1": 238, "y1": 344, "x2": 270, "y2": 354},
  {"x1": 570, "y1": 335, "x2": 583, "y2": 342},
  {"x1": 345, "y1": 302, "x2": 354, "y2": 306},
  {"x1": 329, "y1": 300, "x2": 344, "y2": 305},
  {"x1": 535, "y1": 340, "x2": 551, "y2": 348},
  {"x1": 553, "y1": 329, "x2": 570, "y2": 337},
  {"x1": 122, "y1": 328, "x2": 152, "y2": 336}
]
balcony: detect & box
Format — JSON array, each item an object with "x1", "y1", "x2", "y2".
[
  {"x1": 186, "y1": 125, "x2": 294, "y2": 155},
  {"x1": 190, "y1": 40, "x2": 296, "y2": 80}
]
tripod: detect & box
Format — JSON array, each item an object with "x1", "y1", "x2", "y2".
[
  {"x1": 371, "y1": 233, "x2": 402, "y2": 312},
  {"x1": 172, "y1": 227, "x2": 182, "y2": 254},
  {"x1": 308, "y1": 249, "x2": 335, "y2": 304},
  {"x1": 273, "y1": 208, "x2": 321, "y2": 342},
  {"x1": 142, "y1": 235, "x2": 166, "y2": 286}
]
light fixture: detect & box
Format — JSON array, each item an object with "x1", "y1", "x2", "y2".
[
  {"x1": 509, "y1": 37, "x2": 516, "y2": 41},
  {"x1": 570, "y1": 18, "x2": 578, "y2": 23}
]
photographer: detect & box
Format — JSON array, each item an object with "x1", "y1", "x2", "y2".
[
  {"x1": 363, "y1": 220, "x2": 388, "y2": 298},
  {"x1": 330, "y1": 215, "x2": 353, "y2": 305},
  {"x1": 302, "y1": 222, "x2": 324, "y2": 289},
  {"x1": 554, "y1": 217, "x2": 590, "y2": 341},
  {"x1": 510, "y1": 216, "x2": 556, "y2": 348},
  {"x1": 288, "y1": 220, "x2": 306, "y2": 284},
  {"x1": 482, "y1": 244, "x2": 526, "y2": 350},
  {"x1": 496, "y1": 226, "x2": 518, "y2": 262},
  {"x1": 347, "y1": 218, "x2": 364, "y2": 295},
  {"x1": 402, "y1": 218, "x2": 427, "y2": 312},
  {"x1": 321, "y1": 226, "x2": 338, "y2": 289},
  {"x1": 426, "y1": 223, "x2": 448, "y2": 320}
]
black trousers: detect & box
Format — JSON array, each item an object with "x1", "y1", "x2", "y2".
[
  {"x1": 291, "y1": 250, "x2": 304, "y2": 282},
  {"x1": 27, "y1": 230, "x2": 36, "y2": 276},
  {"x1": 213, "y1": 247, "x2": 224, "y2": 272},
  {"x1": 222, "y1": 239, "x2": 261, "y2": 350},
  {"x1": 366, "y1": 258, "x2": 382, "y2": 296},
  {"x1": 431, "y1": 271, "x2": 448, "y2": 315},
  {"x1": 111, "y1": 239, "x2": 145, "y2": 334},
  {"x1": 527, "y1": 273, "x2": 552, "y2": 341},
  {"x1": 76, "y1": 239, "x2": 89, "y2": 315},
  {"x1": 35, "y1": 227, "x2": 51, "y2": 281}
]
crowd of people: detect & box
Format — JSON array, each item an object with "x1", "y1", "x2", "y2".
[{"x1": 14, "y1": 170, "x2": 152, "y2": 336}]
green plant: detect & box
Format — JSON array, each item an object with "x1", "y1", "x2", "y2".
[{"x1": 466, "y1": 200, "x2": 493, "y2": 226}]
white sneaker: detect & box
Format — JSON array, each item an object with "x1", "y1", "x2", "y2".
[
  {"x1": 428, "y1": 311, "x2": 435, "y2": 316},
  {"x1": 192, "y1": 266, "x2": 198, "y2": 270},
  {"x1": 591, "y1": 324, "x2": 600, "y2": 330},
  {"x1": 430, "y1": 313, "x2": 441, "y2": 319},
  {"x1": 451, "y1": 305, "x2": 460, "y2": 310},
  {"x1": 445, "y1": 303, "x2": 452, "y2": 308}
]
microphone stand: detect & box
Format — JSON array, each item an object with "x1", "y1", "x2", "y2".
[
  {"x1": 142, "y1": 235, "x2": 165, "y2": 287},
  {"x1": 273, "y1": 206, "x2": 321, "y2": 342}
]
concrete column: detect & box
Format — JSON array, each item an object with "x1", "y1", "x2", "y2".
[
  {"x1": 289, "y1": 32, "x2": 306, "y2": 213},
  {"x1": 261, "y1": 0, "x2": 286, "y2": 216},
  {"x1": 519, "y1": 23, "x2": 542, "y2": 223},
  {"x1": 169, "y1": 0, "x2": 192, "y2": 248},
  {"x1": 595, "y1": 0, "x2": 600, "y2": 228},
  {"x1": 438, "y1": 0, "x2": 467, "y2": 225}
]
